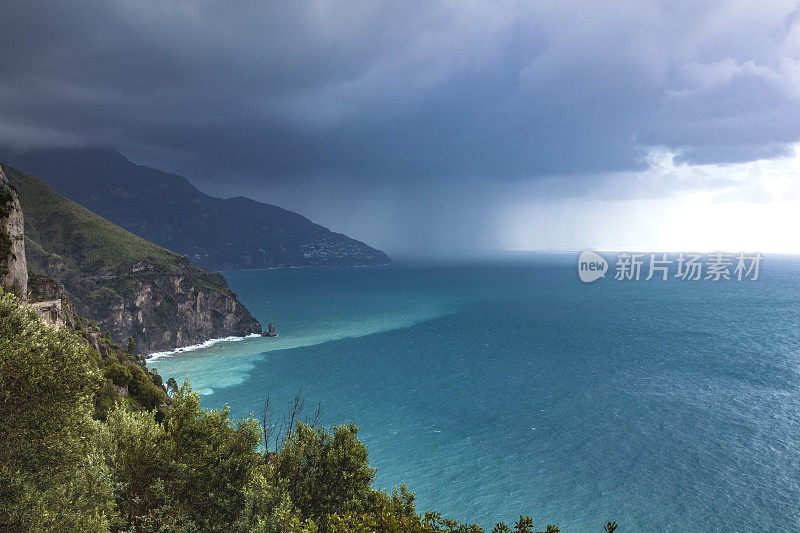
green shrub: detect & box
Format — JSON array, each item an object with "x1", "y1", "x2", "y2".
[
  {"x1": 99, "y1": 406, "x2": 179, "y2": 530},
  {"x1": 124, "y1": 361, "x2": 166, "y2": 410},
  {"x1": 104, "y1": 362, "x2": 132, "y2": 387},
  {"x1": 94, "y1": 379, "x2": 121, "y2": 421},
  {"x1": 274, "y1": 422, "x2": 375, "y2": 527},
  {"x1": 0, "y1": 289, "x2": 115, "y2": 530},
  {"x1": 163, "y1": 383, "x2": 265, "y2": 530}
]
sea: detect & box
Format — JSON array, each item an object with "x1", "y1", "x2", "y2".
[{"x1": 148, "y1": 253, "x2": 800, "y2": 532}]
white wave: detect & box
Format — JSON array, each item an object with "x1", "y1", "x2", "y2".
[{"x1": 146, "y1": 333, "x2": 261, "y2": 362}]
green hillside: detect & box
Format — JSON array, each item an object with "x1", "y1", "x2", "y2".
[
  {"x1": 1, "y1": 163, "x2": 261, "y2": 353},
  {"x1": 4, "y1": 163, "x2": 225, "y2": 285}
]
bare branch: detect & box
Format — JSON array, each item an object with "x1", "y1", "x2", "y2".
[
  {"x1": 260, "y1": 388, "x2": 323, "y2": 455},
  {"x1": 308, "y1": 401, "x2": 323, "y2": 429},
  {"x1": 260, "y1": 392, "x2": 276, "y2": 456}
]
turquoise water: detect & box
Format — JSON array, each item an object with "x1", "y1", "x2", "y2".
[{"x1": 151, "y1": 255, "x2": 800, "y2": 531}]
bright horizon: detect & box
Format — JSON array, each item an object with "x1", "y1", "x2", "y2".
[{"x1": 190, "y1": 144, "x2": 800, "y2": 257}]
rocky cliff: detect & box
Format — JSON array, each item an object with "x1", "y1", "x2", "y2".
[
  {"x1": 0, "y1": 167, "x2": 27, "y2": 299},
  {"x1": 26, "y1": 273, "x2": 75, "y2": 331},
  {"x1": 62, "y1": 265, "x2": 262, "y2": 353},
  {"x1": 2, "y1": 163, "x2": 262, "y2": 354}
]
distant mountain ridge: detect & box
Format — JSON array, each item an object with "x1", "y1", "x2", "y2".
[{"x1": 0, "y1": 147, "x2": 390, "y2": 271}]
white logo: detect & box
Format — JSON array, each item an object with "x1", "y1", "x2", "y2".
[{"x1": 578, "y1": 250, "x2": 608, "y2": 283}]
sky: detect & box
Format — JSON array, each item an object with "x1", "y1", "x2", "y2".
[{"x1": 1, "y1": 0, "x2": 800, "y2": 256}]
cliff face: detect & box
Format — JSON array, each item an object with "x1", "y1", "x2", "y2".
[
  {"x1": 0, "y1": 167, "x2": 27, "y2": 299},
  {"x1": 2, "y1": 163, "x2": 262, "y2": 354},
  {"x1": 27, "y1": 273, "x2": 75, "y2": 330},
  {"x1": 63, "y1": 265, "x2": 262, "y2": 353}
]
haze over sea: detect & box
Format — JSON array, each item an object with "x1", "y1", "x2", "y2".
[{"x1": 151, "y1": 254, "x2": 800, "y2": 531}]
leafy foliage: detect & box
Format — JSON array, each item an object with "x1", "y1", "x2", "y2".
[
  {"x1": 166, "y1": 384, "x2": 264, "y2": 529},
  {"x1": 0, "y1": 290, "x2": 114, "y2": 531},
  {"x1": 104, "y1": 363, "x2": 133, "y2": 387},
  {"x1": 273, "y1": 422, "x2": 375, "y2": 528}
]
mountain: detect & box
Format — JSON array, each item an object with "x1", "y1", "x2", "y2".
[
  {"x1": 0, "y1": 162, "x2": 262, "y2": 353},
  {"x1": 0, "y1": 147, "x2": 390, "y2": 271}
]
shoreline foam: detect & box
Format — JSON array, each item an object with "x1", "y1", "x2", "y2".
[{"x1": 146, "y1": 333, "x2": 261, "y2": 363}]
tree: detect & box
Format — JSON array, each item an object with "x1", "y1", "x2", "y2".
[
  {"x1": 166, "y1": 376, "x2": 178, "y2": 397},
  {"x1": 104, "y1": 362, "x2": 132, "y2": 387},
  {"x1": 99, "y1": 407, "x2": 178, "y2": 530},
  {"x1": 273, "y1": 421, "x2": 375, "y2": 528},
  {"x1": 261, "y1": 390, "x2": 322, "y2": 454},
  {"x1": 124, "y1": 360, "x2": 167, "y2": 410},
  {"x1": 0, "y1": 289, "x2": 115, "y2": 530},
  {"x1": 126, "y1": 336, "x2": 137, "y2": 354},
  {"x1": 163, "y1": 382, "x2": 265, "y2": 530}
]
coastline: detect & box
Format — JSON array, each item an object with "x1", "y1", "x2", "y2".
[
  {"x1": 145, "y1": 333, "x2": 261, "y2": 363},
  {"x1": 215, "y1": 262, "x2": 391, "y2": 274}
]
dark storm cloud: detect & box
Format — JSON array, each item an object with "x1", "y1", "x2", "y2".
[{"x1": 2, "y1": 0, "x2": 800, "y2": 188}]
